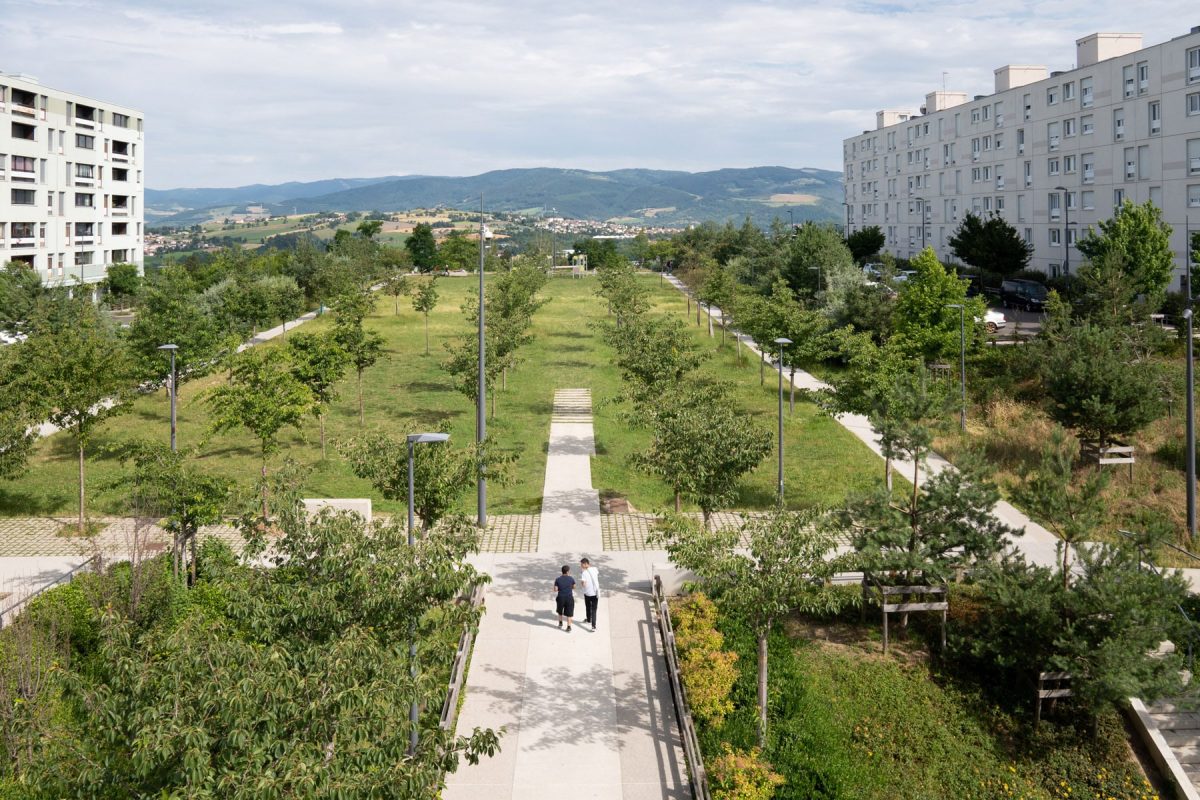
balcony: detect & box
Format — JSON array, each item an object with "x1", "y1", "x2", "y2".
[
  {"x1": 1191, "y1": 157, "x2": 1200, "y2": 174},
  {"x1": 9, "y1": 237, "x2": 36, "y2": 248},
  {"x1": 1083, "y1": 169, "x2": 1095, "y2": 183},
  {"x1": 1051, "y1": 209, "x2": 1062, "y2": 221},
  {"x1": 996, "y1": 178, "x2": 1005, "y2": 189},
  {"x1": 1049, "y1": 135, "x2": 1060, "y2": 150}
]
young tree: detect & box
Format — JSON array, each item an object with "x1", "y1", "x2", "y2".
[
  {"x1": 332, "y1": 287, "x2": 385, "y2": 426},
  {"x1": 260, "y1": 274, "x2": 305, "y2": 338},
  {"x1": 383, "y1": 271, "x2": 411, "y2": 315},
  {"x1": 783, "y1": 222, "x2": 859, "y2": 308},
  {"x1": 0, "y1": 260, "x2": 48, "y2": 331},
  {"x1": 891, "y1": 247, "x2": 986, "y2": 364},
  {"x1": 356, "y1": 219, "x2": 383, "y2": 239},
  {"x1": 696, "y1": 264, "x2": 738, "y2": 345},
  {"x1": 1076, "y1": 200, "x2": 1175, "y2": 302},
  {"x1": 0, "y1": 346, "x2": 47, "y2": 480},
  {"x1": 128, "y1": 266, "x2": 231, "y2": 381},
  {"x1": 845, "y1": 225, "x2": 886, "y2": 264},
  {"x1": 412, "y1": 278, "x2": 440, "y2": 355},
  {"x1": 947, "y1": 212, "x2": 1033, "y2": 276},
  {"x1": 203, "y1": 347, "x2": 315, "y2": 518},
  {"x1": 633, "y1": 384, "x2": 771, "y2": 524},
  {"x1": 16, "y1": 295, "x2": 135, "y2": 532},
  {"x1": 1072, "y1": 250, "x2": 1146, "y2": 327},
  {"x1": 102, "y1": 262, "x2": 142, "y2": 306},
  {"x1": 438, "y1": 231, "x2": 478, "y2": 273},
  {"x1": 1038, "y1": 322, "x2": 1164, "y2": 449},
  {"x1": 654, "y1": 509, "x2": 850, "y2": 745},
  {"x1": 607, "y1": 315, "x2": 709, "y2": 410},
  {"x1": 286, "y1": 331, "x2": 349, "y2": 458},
  {"x1": 405, "y1": 223, "x2": 439, "y2": 273}
]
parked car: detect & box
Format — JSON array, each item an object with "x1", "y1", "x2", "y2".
[
  {"x1": 1000, "y1": 279, "x2": 1048, "y2": 312},
  {"x1": 893, "y1": 270, "x2": 918, "y2": 284},
  {"x1": 982, "y1": 309, "x2": 1006, "y2": 334}
]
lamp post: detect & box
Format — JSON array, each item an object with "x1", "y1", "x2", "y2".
[
  {"x1": 477, "y1": 195, "x2": 487, "y2": 528},
  {"x1": 1187, "y1": 227, "x2": 1196, "y2": 540},
  {"x1": 944, "y1": 305, "x2": 966, "y2": 432},
  {"x1": 1054, "y1": 186, "x2": 1070, "y2": 274},
  {"x1": 406, "y1": 431, "x2": 451, "y2": 755},
  {"x1": 156, "y1": 344, "x2": 178, "y2": 451},
  {"x1": 914, "y1": 196, "x2": 926, "y2": 251},
  {"x1": 787, "y1": 208, "x2": 794, "y2": 231},
  {"x1": 809, "y1": 265, "x2": 822, "y2": 296},
  {"x1": 774, "y1": 337, "x2": 792, "y2": 506}
]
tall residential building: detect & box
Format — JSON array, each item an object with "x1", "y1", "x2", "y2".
[
  {"x1": 842, "y1": 27, "x2": 1200, "y2": 285},
  {"x1": 0, "y1": 72, "x2": 144, "y2": 286}
]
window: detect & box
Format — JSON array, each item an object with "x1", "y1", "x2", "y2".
[
  {"x1": 1190, "y1": 185, "x2": 1200, "y2": 208},
  {"x1": 75, "y1": 192, "x2": 94, "y2": 207},
  {"x1": 75, "y1": 163, "x2": 94, "y2": 179},
  {"x1": 1082, "y1": 190, "x2": 1095, "y2": 210},
  {"x1": 1048, "y1": 121, "x2": 1060, "y2": 150},
  {"x1": 113, "y1": 167, "x2": 128, "y2": 182},
  {"x1": 995, "y1": 196, "x2": 1005, "y2": 212},
  {"x1": 1189, "y1": 138, "x2": 1200, "y2": 176},
  {"x1": 112, "y1": 222, "x2": 128, "y2": 236},
  {"x1": 1114, "y1": 108, "x2": 1125, "y2": 140},
  {"x1": 1125, "y1": 147, "x2": 1136, "y2": 179},
  {"x1": 1064, "y1": 117, "x2": 1076, "y2": 137},
  {"x1": 1063, "y1": 154, "x2": 1076, "y2": 173},
  {"x1": 1138, "y1": 145, "x2": 1150, "y2": 180},
  {"x1": 1081, "y1": 114, "x2": 1094, "y2": 135},
  {"x1": 971, "y1": 107, "x2": 981, "y2": 123},
  {"x1": 983, "y1": 135, "x2": 992, "y2": 151},
  {"x1": 1124, "y1": 64, "x2": 1135, "y2": 97},
  {"x1": 1191, "y1": 47, "x2": 1200, "y2": 82},
  {"x1": 75, "y1": 222, "x2": 94, "y2": 237},
  {"x1": 11, "y1": 121, "x2": 35, "y2": 141},
  {"x1": 1190, "y1": 93, "x2": 1200, "y2": 116},
  {"x1": 1149, "y1": 101, "x2": 1161, "y2": 134},
  {"x1": 75, "y1": 133, "x2": 94, "y2": 149},
  {"x1": 994, "y1": 101, "x2": 1004, "y2": 125},
  {"x1": 1138, "y1": 61, "x2": 1149, "y2": 93},
  {"x1": 1049, "y1": 192, "x2": 1061, "y2": 220},
  {"x1": 11, "y1": 188, "x2": 35, "y2": 205},
  {"x1": 1023, "y1": 93, "x2": 1032, "y2": 121},
  {"x1": 1047, "y1": 86, "x2": 1059, "y2": 106},
  {"x1": 1048, "y1": 158, "x2": 1060, "y2": 176},
  {"x1": 1063, "y1": 81, "x2": 1076, "y2": 101},
  {"x1": 1017, "y1": 128, "x2": 1025, "y2": 154},
  {"x1": 11, "y1": 156, "x2": 34, "y2": 173},
  {"x1": 1067, "y1": 228, "x2": 1078, "y2": 246},
  {"x1": 995, "y1": 132, "x2": 1004, "y2": 150},
  {"x1": 74, "y1": 251, "x2": 93, "y2": 267},
  {"x1": 1150, "y1": 186, "x2": 1162, "y2": 208},
  {"x1": 1114, "y1": 188, "x2": 1126, "y2": 208},
  {"x1": 1024, "y1": 160, "x2": 1032, "y2": 187},
  {"x1": 112, "y1": 113, "x2": 129, "y2": 128},
  {"x1": 1081, "y1": 76, "x2": 1094, "y2": 107},
  {"x1": 1049, "y1": 228, "x2": 1061, "y2": 246}
]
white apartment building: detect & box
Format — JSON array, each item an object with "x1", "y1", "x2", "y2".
[
  {"x1": 0, "y1": 72, "x2": 144, "y2": 286},
  {"x1": 842, "y1": 28, "x2": 1200, "y2": 286}
]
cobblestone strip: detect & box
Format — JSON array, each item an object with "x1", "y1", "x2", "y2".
[{"x1": 478, "y1": 514, "x2": 540, "y2": 553}]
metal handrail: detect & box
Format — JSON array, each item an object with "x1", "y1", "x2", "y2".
[
  {"x1": 1116, "y1": 530, "x2": 1198, "y2": 673},
  {"x1": 653, "y1": 575, "x2": 712, "y2": 800},
  {"x1": 0, "y1": 554, "x2": 99, "y2": 628},
  {"x1": 438, "y1": 583, "x2": 486, "y2": 732}
]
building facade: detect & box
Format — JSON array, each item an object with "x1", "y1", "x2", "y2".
[
  {"x1": 0, "y1": 73, "x2": 144, "y2": 286},
  {"x1": 842, "y1": 28, "x2": 1200, "y2": 285}
]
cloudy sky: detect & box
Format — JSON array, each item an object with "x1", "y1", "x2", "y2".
[{"x1": 2, "y1": 0, "x2": 1185, "y2": 188}]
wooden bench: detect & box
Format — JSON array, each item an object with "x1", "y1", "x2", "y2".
[
  {"x1": 1036, "y1": 671, "x2": 1073, "y2": 723},
  {"x1": 863, "y1": 578, "x2": 948, "y2": 654}
]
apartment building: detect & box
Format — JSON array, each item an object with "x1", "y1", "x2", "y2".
[
  {"x1": 0, "y1": 72, "x2": 144, "y2": 286},
  {"x1": 842, "y1": 28, "x2": 1200, "y2": 286}
]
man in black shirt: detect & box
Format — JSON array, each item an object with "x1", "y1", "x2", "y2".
[{"x1": 553, "y1": 565, "x2": 576, "y2": 633}]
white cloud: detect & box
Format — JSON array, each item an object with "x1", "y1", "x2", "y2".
[{"x1": 0, "y1": 0, "x2": 1188, "y2": 187}]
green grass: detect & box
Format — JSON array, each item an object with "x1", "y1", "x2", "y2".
[{"x1": 2, "y1": 275, "x2": 885, "y2": 518}]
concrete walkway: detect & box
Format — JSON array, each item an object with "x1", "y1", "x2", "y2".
[{"x1": 445, "y1": 389, "x2": 688, "y2": 799}]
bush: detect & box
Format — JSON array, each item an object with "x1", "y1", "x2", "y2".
[
  {"x1": 709, "y1": 744, "x2": 785, "y2": 800},
  {"x1": 672, "y1": 593, "x2": 739, "y2": 726},
  {"x1": 24, "y1": 581, "x2": 98, "y2": 655}
]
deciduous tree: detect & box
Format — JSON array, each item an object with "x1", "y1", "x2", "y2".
[
  {"x1": 412, "y1": 278, "x2": 440, "y2": 355},
  {"x1": 1076, "y1": 200, "x2": 1175, "y2": 302},
  {"x1": 845, "y1": 225, "x2": 886, "y2": 264},
  {"x1": 406, "y1": 223, "x2": 439, "y2": 273},
  {"x1": 947, "y1": 212, "x2": 1033, "y2": 276}
]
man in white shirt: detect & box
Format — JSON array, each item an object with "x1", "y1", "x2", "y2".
[{"x1": 579, "y1": 557, "x2": 600, "y2": 631}]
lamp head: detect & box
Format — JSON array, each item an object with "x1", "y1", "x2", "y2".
[
  {"x1": 157, "y1": 343, "x2": 179, "y2": 351},
  {"x1": 407, "y1": 432, "x2": 450, "y2": 444}
]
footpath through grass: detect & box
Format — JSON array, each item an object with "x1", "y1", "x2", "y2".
[{"x1": 2, "y1": 274, "x2": 883, "y2": 518}]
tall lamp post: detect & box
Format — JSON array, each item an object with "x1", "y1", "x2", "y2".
[
  {"x1": 787, "y1": 208, "x2": 794, "y2": 231},
  {"x1": 944, "y1": 305, "x2": 966, "y2": 432},
  {"x1": 774, "y1": 337, "x2": 792, "y2": 506},
  {"x1": 406, "y1": 431, "x2": 451, "y2": 755},
  {"x1": 477, "y1": 195, "x2": 487, "y2": 528},
  {"x1": 1186, "y1": 223, "x2": 1196, "y2": 541},
  {"x1": 1054, "y1": 186, "x2": 1071, "y2": 274},
  {"x1": 157, "y1": 344, "x2": 178, "y2": 451},
  {"x1": 914, "y1": 196, "x2": 926, "y2": 251}
]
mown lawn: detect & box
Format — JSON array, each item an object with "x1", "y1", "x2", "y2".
[{"x1": 2, "y1": 274, "x2": 885, "y2": 518}]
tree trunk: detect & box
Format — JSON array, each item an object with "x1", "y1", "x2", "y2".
[
  {"x1": 707, "y1": 312, "x2": 713, "y2": 338},
  {"x1": 789, "y1": 367, "x2": 796, "y2": 414},
  {"x1": 674, "y1": 491, "x2": 681, "y2": 513},
  {"x1": 320, "y1": 413, "x2": 327, "y2": 460},
  {"x1": 281, "y1": 319, "x2": 287, "y2": 339},
  {"x1": 912, "y1": 448, "x2": 921, "y2": 507},
  {"x1": 502, "y1": 368, "x2": 507, "y2": 390},
  {"x1": 760, "y1": 352, "x2": 765, "y2": 386},
  {"x1": 702, "y1": 507, "x2": 712, "y2": 531},
  {"x1": 424, "y1": 313, "x2": 430, "y2": 355},
  {"x1": 720, "y1": 318, "x2": 726, "y2": 347},
  {"x1": 757, "y1": 628, "x2": 769, "y2": 747},
  {"x1": 687, "y1": 296, "x2": 691, "y2": 317},
  {"x1": 189, "y1": 528, "x2": 197, "y2": 585},
  {"x1": 358, "y1": 368, "x2": 365, "y2": 426},
  {"x1": 261, "y1": 460, "x2": 269, "y2": 520},
  {"x1": 394, "y1": 297, "x2": 399, "y2": 315},
  {"x1": 491, "y1": 389, "x2": 496, "y2": 419},
  {"x1": 77, "y1": 438, "x2": 85, "y2": 533},
  {"x1": 885, "y1": 456, "x2": 893, "y2": 491},
  {"x1": 696, "y1": 302, "x2": 701, "y2": 326}
]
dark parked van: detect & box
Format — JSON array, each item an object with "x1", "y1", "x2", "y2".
[{"x1": 1000, "y1": 279, "x2": 1048, "y2": 311}]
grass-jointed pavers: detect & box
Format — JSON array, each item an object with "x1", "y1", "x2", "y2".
[{"x1": 1, "y1": 275, "x2": 884, "y2": 519}]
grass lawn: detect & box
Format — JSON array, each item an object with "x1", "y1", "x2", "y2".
[
  {"x1": 2, "y1": 275, "x2": 885, "y2": 519},
  {"x1": 687, "y1": 597, "x2": 1161, "y2": 800}
]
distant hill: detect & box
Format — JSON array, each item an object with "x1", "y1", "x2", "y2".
[{"x1": 148, "y1": 167, "x2": 845, "y2": 228}]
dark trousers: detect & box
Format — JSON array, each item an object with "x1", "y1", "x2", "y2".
[{"x1": 584, "y1": 594, "x2": 598, "y2": 625}]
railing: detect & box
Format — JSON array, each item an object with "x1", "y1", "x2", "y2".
[
  {"x1": 439, "y1": 583, "x2": 486, "y2": 732},
  {"x1": 653, "y1": 575, "x2": 711, "y2": 800},
  {"x1": 0, "y1": 555, "x2": 100, "y2": 629},
  {"x1": 1117, "y1": 529, "x2": 1198, "y2": 673}
]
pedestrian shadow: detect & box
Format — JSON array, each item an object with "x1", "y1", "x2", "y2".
[
  {"x1": 502, "y1": 609, "x2": 563, "y2": 629},
  {"x1": 483, "y1": 554, "x2": 630, "y2": 600}
]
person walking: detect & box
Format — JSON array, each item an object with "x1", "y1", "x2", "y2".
[
  {"x1": 579, "y1": 557, "x2": 600, "y2": 631},
  {"x1": 553, "y1": 564, "x2": 576, "y2": 633}
]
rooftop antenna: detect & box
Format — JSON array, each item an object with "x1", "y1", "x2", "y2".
[{"x1": 942, "y1": 71, "x2": 948, "y2": 91}]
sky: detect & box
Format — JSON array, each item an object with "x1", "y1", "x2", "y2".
[{"x1": 2, "y1": 0, "x2": 1186, "y2": 189}]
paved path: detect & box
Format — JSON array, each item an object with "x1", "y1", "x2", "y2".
[{"x1": 445, "y1": 389, "x2": 688, "y2": 799}]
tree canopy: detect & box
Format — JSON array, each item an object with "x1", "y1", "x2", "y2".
[
  {"x1": 1076, "y1": 200, "x2": 1174, "y2": 301},
  {"x1": 947, "y1": 212, "x2": 1033, "y2": 277}
]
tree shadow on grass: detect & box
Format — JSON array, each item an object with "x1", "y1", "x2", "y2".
[
  {"x1": 0, "y1": 487, "x2": 70, "y2": 516},
  {"x1": 400, "y1": 380, "x2": 454, "y2": 394},
  {"x1": 546, "y1": 360, "x2": 593, "y2": 369}
]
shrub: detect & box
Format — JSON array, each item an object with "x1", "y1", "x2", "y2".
[
  {"x1": 672, "y1": 593, "x2": 739, "y2": 726},
  {"x1": 709, "y1": 744, "x2": 785, "y2": 800},
  {"x1": 24, "y1": 581, "x2": 98, "y2": 655}
]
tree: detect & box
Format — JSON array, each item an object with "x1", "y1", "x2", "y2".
[
  {"x1": 286, "y1": 331, "x2": 349, "y2": 458},
  {"x1": 102, "y1": 262, "x2": 141, "y2": 305},
  {"x1": 845, "y1": 226, "x2": 885, "y2": 264},
  {"x1": 834, "y1": 283, "x2": 895, "y2": 344},
  {"x1": 127, "y1": 266, "x2": 232, "y2": 381},
  {"x1": 438, "y1": 231, "x2": 478, "y2": 273},
  {"x1": 356, "y1": 219, "x2": 383, "y2": 239},
  {"x1": 1039, "y1": 322, "x2": 1164, "y2": 449},
  {"x1": 1072, "y1": 250, "x2": 1147, "y2": 327},
  {"x1": 406, "y1": 223, "x2": 438, "y2": 272},
  {"x1": 696, "y1": 264, "x2": 738, "y2": 345},
  {"x1": 654, "y1": 509, "x2": 849, "y2": 745},
  {"x1": 1076, "y1": 200, "x2": 1175, "y2": 302},
  {"x1": 783, "y1": 222, "x2": 859, "y2": 308},
  {"x1": 259, "y1": 274, "x2": 305, "y2": 338},
  {"x1": 0, "y1": 346, "x2": 45, "y2": 480},
  {"x1": 606, "y1": 315, "x2": 709, "y2": 412},
  {"x1": 947, "y1": 212, "x2": 1033, "y2": 276},
  {"x1": 383, "y1": 271, "x2": 411, "y2": 315},
  {"x1": 633, "y1": 384, "x2": 771, "y2": 525},
  {"x1": 332, "y1": 287, "x2": 386, "y2": 426},
  {"x1": 412, "y1": 278, "x2": 440, "y2": 355},
  {"x1": 343, "y1": 433, "x2": 515, "y2": 530},
  {"x1": 891, "y1": 247, "x2": 986, "y2": 364},
  {"x1": 0, "y1": 260, "x2": 47, "y2": 331},
  {"x1": 15, "y1": 294, "x2": 135, "y2": 531},
  {"x1": 203, "y1": 347, "x2": 315, "y2": 518}
]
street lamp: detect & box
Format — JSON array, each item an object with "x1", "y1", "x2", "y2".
[
  {"x1": 156, "y1": 344, "x2": 178, "y2": 451},
  {"x1": 1186, "y1": 253, "x2": 1196, "y2": 541},
  {"x1": 809, "y1": 265, "x2": 822, "y2": 296},
  {"x1": 406, "y1": 431, "x2": 451, "y2": 755},
  {"x1": 477, "y1": 195, "x2": 487, "y2": 528},
  {"x1": 774, "y1": 337, "x2": 792, "y2": 506},
  {"x1": 944, "y1": 305, "x2": 966, "y2": 432},
  {"x1": 1054, "y1": 185, "x2": 1071, "y2": 275},
  {"x1": 787, "y1": 209, "x2": 794, "y2": 231},
  {"x1": 914, "y1": 196, "x2": 926, "y2": 251}
]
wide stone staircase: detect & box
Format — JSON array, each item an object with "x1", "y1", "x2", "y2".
[{"x1": 1142, "y1": 699, "x2": 1200, "y2": 797}]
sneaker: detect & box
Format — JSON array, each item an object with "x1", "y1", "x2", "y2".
[
  {"x1": 592, "y1": 623, "x2": 598, "y2": 631},
  {"x1": 558, "y1": 620, "x2": 562, "y2": 628},
  {"x1": 567, "y1": 626, "x2": 572, "y2": 633}
]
